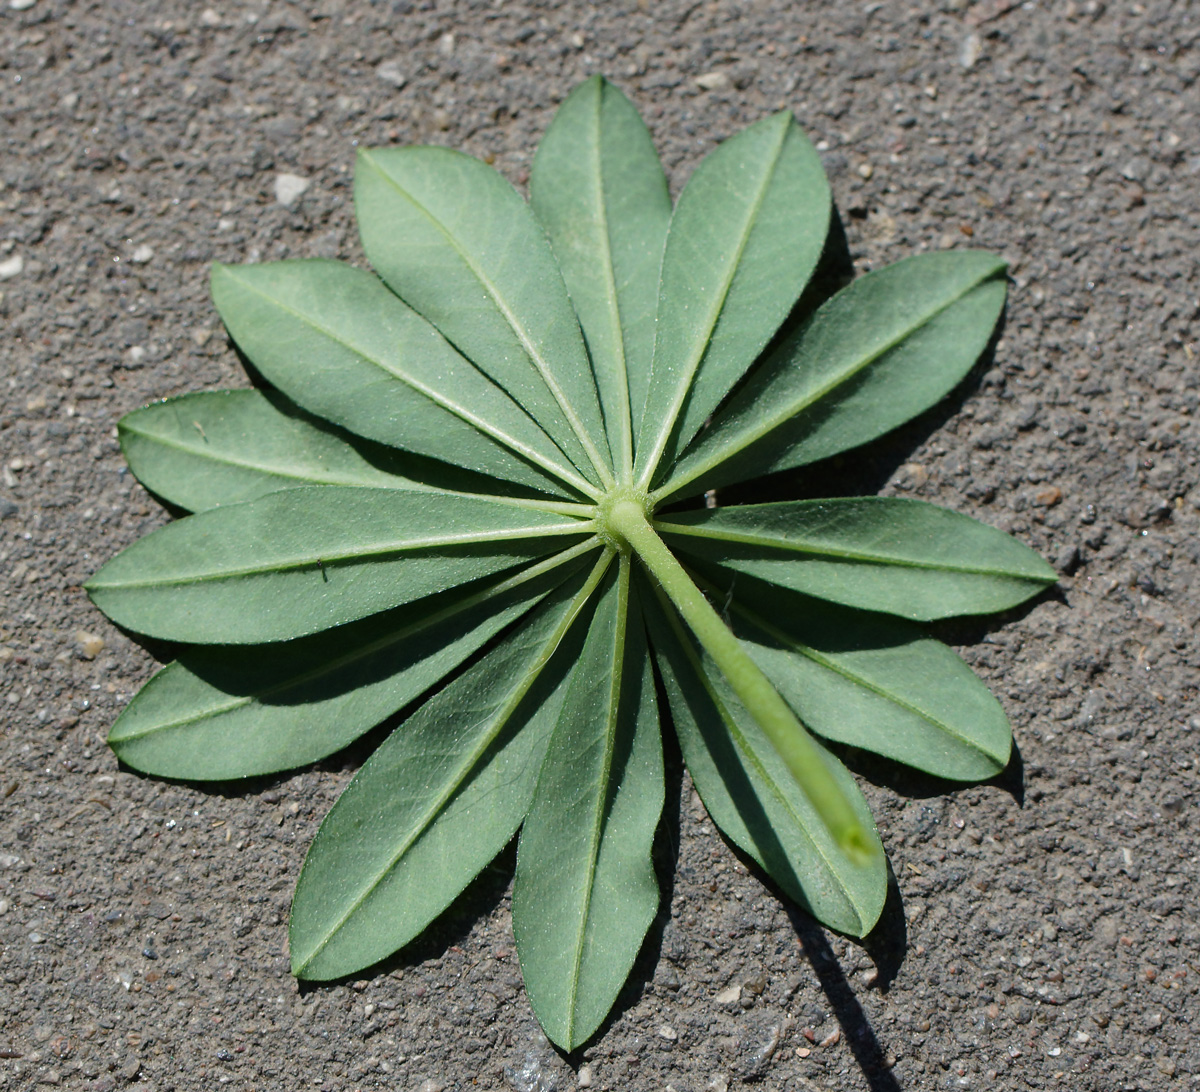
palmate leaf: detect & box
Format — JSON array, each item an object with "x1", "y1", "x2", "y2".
[{"x1": 87, "y1": 74, "x2": 1057, "y2": 1054}]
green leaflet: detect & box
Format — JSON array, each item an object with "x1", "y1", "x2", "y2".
[
  {"x1": 531, "y1": 75, "x2": 672, "y2": 477},
  {"x1": 210, "y1": 260, "x2": 594, "y2": 500},
  {"x1": 107, "y1": 545, "x2": 593, "y2": 780},
  {"x1": 355, "y1": 147, "x2": 613, "y2": 488},
  {"x1": 514, "y1": 559, "x2": 663, "y2": 1050},
  {"x1": 290, "y1": 556, "x2": 611, "y2": 981},
  {"x1": 644, "y1": 581, "x2": 886, "y2": 937},
  {"x1": 695, "y1": 571, "x2": 1012, "y2": 780},
  {"x1": 658, "y1": 497, "x2": 1056, "y2": 621},
  {"x1": 636, "y1": 110, "x2": 830, "y2": 487},
  {"x1": 86, "y1": 488, "x2": 592, "y2": 644},
  {"x1": 658, "y1": 251, "x2": 1008, "y2": 501},
  {"x1": 119, "y1": 389, "x2": 427, "y2": 512}
]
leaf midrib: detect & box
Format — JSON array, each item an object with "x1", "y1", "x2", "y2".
[
  {"x1": 655, "y1": 519, "x2": 1039, "y2": 580},
  {"x1": 90, "y1": 520, "x2": 594, "y2": 591},
  {"x1": 563, "y1": 554, "x2": 630, "y2": 1043}
]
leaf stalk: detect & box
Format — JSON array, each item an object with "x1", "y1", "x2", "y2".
[{"x1": 605, "y1": 499, "x2": 874, "y2": 863}]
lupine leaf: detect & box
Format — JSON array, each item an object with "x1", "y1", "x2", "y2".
[{"x1": 658, "y1": 497, "x2": 1056, "y2": 621}]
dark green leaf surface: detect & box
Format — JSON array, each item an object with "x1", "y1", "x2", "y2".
[
  {"x1": 210, "y1": 260, "x2": 592, "y2": 499},
  {"x1": 107, "y1": 547, "x2": 592, "y2": 780},
  {"x1": 290, "y1": 559, "x2": 609, "y2": 981},
  {"x1": 645, "y1": 586, "x2": 885, "y2": 937},
  {"x1": 660, "y1": 251, "x2": 1007, "y2": 500},
  {"x1": 659, "y1": 498, "x2": 1056, "y2": 621},
  {"x1": 86, "y1": 487, "x2": 592, "y2": 643},
  {"x1": 355, "y1": 147, "x2": 612, "y2": 486},
  {"x1": 514, "y1": 560, "x2": 663, "y2": 1050},
  {"x1": 697, "y1": 574, "x2": 1012, "y2": 780},
  {"x1": 531, "y1": 75, "x2": 672, "y2": 474},
  {"x1": 636, "y1": 111, "x2": 830, "y2": 485},
  {"x1": 119, "y1": 389, "x2": 426, "y2": 513}
]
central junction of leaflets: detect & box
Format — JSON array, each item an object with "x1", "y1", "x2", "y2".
[{"x1": 86, "y1": 75, "x2": 1056, "y2": 1051}]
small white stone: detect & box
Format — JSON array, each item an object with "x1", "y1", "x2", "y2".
[
  {"x1": 274, "y1": 173, "x2": 311, "y2": 208},
  {"x1": 0, "y1": 254, "x2": 24, "y2": 280},
  {"x1": 10, "y1": 0, "x2": 37, "y2": 11},
  {"x1": 857, "y1": 162, "x2": 874, "y2": 180},
  {"x1": 217, "y1": 218, "x2": 235, "y2": 232},
  {"x1": 658, "y1": 1024, "x2": 678, "y2": 1041},
  {"x1": 577, "y1": 1065, "x2": 594, "y2": 1087},
  {"x1": 437, "y1": 32, "x2": 455, "y2": 56},
  {"x1": 959, "y1": 32, "x2": 982, "y2": 69},
  {"x1": 131, "y1": 244, "x2": 154, "y2": 263},
  {"x1": 695, "y1": 71, "x2": 731, "y2": 91},
  {"x1": 375, "y1": 59, "x2": 407, "y2": 88},
  {"x1": 128, "y1": 345, "x2": 146, "y2": 364},
  {"x1": 714, "y1": 984, "x2": 742, "y2": 1004},
  {"x1": 200, "y1": 7, "x2": 220, "y2": 25}
]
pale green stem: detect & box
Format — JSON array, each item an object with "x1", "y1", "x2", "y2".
[{"x1": 606, "y1": 499, "x2": 872, "y2": 862}]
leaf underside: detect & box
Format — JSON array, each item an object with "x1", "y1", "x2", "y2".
[{"x1": 87, "y1": 75, "x2": 1053, "y2": 1051}]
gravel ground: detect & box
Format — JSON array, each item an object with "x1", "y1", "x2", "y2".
[{"x1": 2, "y1": 1, "x2": 1198, "y2": 1089}]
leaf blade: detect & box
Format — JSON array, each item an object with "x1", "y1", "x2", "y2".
[
  {"x1": 644, "y1": 584, "x2": 885, "y2": 936},
  {"x1": 660, "y1": 251, "x2": 1007, "y2": 501},
  {"x1": 289, "y1": 556, "x2": 611, "y2": 981},
  {"x1": 636, "y1": 111, "x2": 830, "y2": 486},
  {"x1": 86, "y1": 487, "x2": 593, "y2": 643},
  {"x1": 355, "y1": 147, "x2": 613, "y2": 485},
  {"x1": 531, "y1": 75, "x2": 672, "y2": 476},
  {"x1": 695, "y1": 572, "x2": 1012, "y2": 780},
  {"x1": 210, "y1": 260, "x2": 593, "y2": 499},
  {"x1": 119, "y1": 389, "x2": 428, "y2": 513},
  {"x1": 108, "y1": 544, "x2": 594, "y2": 780},
  {"x1": 658, "y1": 497, "x2": 1056, "y2": 620},
  {"x1": 514, "y1": 558, "x2": 663, "y2": 1049}
]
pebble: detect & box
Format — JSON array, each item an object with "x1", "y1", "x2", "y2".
[
  {"x1": 273, "y1": 173, "x2": 310, "y2": 208},
  {"x1": 658, "y1": 1024, "x2": 678, "y2": 1041},
  {"x1": 695, "y1": 71, "x2": 731, "y2": 91},
  {"x1": 857, "y1": 162, "x2": 874, "y2": 180},
  {"x1": 131, "y1": 244, "x2": 154, "y2": 264},
  {"x1": 0, "y1": 500, "x2": 16, "y2": 520},
  {"x1": 0, "y1": 254, "x2": 24, "y2": 280},
  {"x1": 714, "y1": 984, "x2": 742, "y2": 1004},
  {"x1": 577, "y1": 1065, "x2": 593, "y2": 1087},
  {"x1": 375, "y1": 59, "x2": 407, "y2": 88},
  {"x1": 959, "y1": 32, "x2": 982, "y2": 68},
  {"x1": 75, "y1": 631, "x2": 106, "y2": 659},
  {"x1": 416, "y1": 1081, "x2": 445, "y2": 1092},
  {"x1": 9, "y1": 0, "x2": 36, "y2": 10}
]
